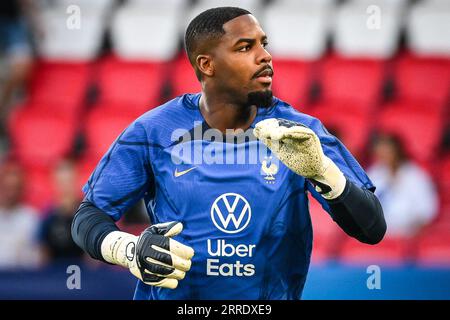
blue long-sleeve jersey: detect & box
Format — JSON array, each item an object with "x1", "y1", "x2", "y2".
[{"x1": 82, "y1": 93, "x2": 374, "y2": 300}]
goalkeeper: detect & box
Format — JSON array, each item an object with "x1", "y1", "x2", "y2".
[{"x1": 72, "y1": 7, "x2": 386, "y2": 299}]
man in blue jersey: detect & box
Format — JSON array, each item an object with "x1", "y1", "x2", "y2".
[{"x1": 72, "y1": 7, "x2": 386, "y2": 300}]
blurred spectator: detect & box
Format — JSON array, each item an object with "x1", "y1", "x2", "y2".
[
  {"x1": 38, "y1": 159, "x2": 84, "y2": 265},
  {"x1": 0, "y1": 0, "x2": 40, "y2": 139},
  {"x1": 0, "y1": 161, "x2": 40, "y2": 269},
  {"x1": 368, "y1": 133, "x2": 438, "y2": 238}
]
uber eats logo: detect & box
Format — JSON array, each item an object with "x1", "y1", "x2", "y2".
[{"x1": 207, "y1": 193, "x2": 256, "y2": 277}]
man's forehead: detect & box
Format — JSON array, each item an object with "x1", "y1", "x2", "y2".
[{"x1": 222, "y1": 14, "x2": 265, "y2": 41}]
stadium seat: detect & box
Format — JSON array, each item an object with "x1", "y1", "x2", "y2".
[
  {"x1": 84, "y1": 107, "x2": 138, "y2": 162},
  {"x1": 261, "y1": 1, "x2": 332, "y2": 60},
  {"x1": 26, "y1": 61, "x2": 91, "y2": 117},
  {"x1": 95, "y1": 55, "x2": 166, "y2": 110},
  {"x1": 22, "y1": 166, "x2": 54, "y2": 211},
  {"x1": 333, "y1": 0, "x2": 403, "y2": 58},
  {"x1": 339, "y1": 236, "x2": 411, "y2": 265},
  {"x1": 37, "y1": 6, "x2": 107, "y2": 61},
  {"x1": 182, "y1": 0, "x2": 263, "y2": 38},
  {"x1": 435, "y1": 156, "x2": 450, "y2": 210},
  {"x1": 76, "y1": 156, "x2": 98, "y2": 192},
  {"x1": 378, "y1": 104, "x2": 444, "y2": 163},
  {"x1": 309, "y1": 105, "x2": 371, "y2": 159},
  {"x1": 315, "y1": 54, "x2": 386, "y2": 111},
  {"x1": 111, "y1": 2, "x2": 182, "y2": 61},
  {"x1": 416, "y1": 228, "x2": 450, "y2": 266},
  {"x1": 56, "y1": 0, "x2": 116, "y2": 11},
  {"x1": 8, "y1": 108, "x2": 77, "y2": 168},
  {"x1": 407, "y1": 0, "x2": 450, "y2": 57},
  {"x1": 271, "y1": 59, "x2": 314, "y2": 108},
  {"x1": 169, "y1": 54, "x2": 202, "y2": 98},
  {"x1": 275, "y1": 0, "x2": 337, "y2": 8},
  {"x1": 309, "y1": 194, "x2": 347, "y2": 263},
  {"x1": 393, "y1": 53, "x2": 450, "y2": 112}
]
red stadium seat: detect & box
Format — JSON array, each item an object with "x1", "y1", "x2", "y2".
[
  {"x1": 76, "y1": 157, "x2": 98, "y2": 194},
  {"x1": 378, "y1": 103, "x2": 444, "y2": 163},
  {"x1": 394, "y1": 52, "x2": 450, "y2": 112},
  {"x1": 416, "y1": 228, "x2": 450, "y2": 266},
  {"x1": 84, "y1": 107, "x2": 138, "y2": 162},
  {"x1": 309, "y1": 104, "x2": 371, "y2": 159},
  {"x1": 339, "y1": 236, "x2": 411, "y2": 265},
  {"x1": 271, "y1": 59, "x2": 314, "y2": 109},
  {"x1": 318, "y1": 54, "x2": 386, "y2": 111},
  {"x1": 27, "y1": 60, "x2": 91, "y2": 117},
  {"x1": 22, "y1": 166, "x2": 54, "y2": 211},
  {"x1": 436, "y1": 156, "x2": 450, "y2": 206},
  {"x1": 96, "y1": 55, "x2": 166, "y2": 111},
  {"x1": 8, "y1": 107, "x2": 77, "y2": 168},
  {"x1": 170, "y1": 54, "x2": 201, "y2": 98},
  {"x1": 309, "y1": 195, "x2": 347, "y2": 263}
]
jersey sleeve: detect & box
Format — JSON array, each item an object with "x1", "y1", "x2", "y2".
[
  {"x1": 305, "y1": 116, "x2": 375, "y2": 213},
  {"x1": 82, "y1": 120, "x2": 154, "y2": 221}
]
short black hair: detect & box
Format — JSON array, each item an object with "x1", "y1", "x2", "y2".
[{"x1": 185, "y1": 6, "x2": 251, "y2": 79}]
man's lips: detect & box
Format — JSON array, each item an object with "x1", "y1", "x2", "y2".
[
  {"x1": 253, "y1": 66, "x2": 274, "y2": 79},
  {"x1": 253, "y1": 67, "x2": 273, "y2": 84}
]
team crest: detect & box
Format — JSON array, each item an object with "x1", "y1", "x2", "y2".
[{"x1": 261, "y1": 156, "x2": 278, "y2": 184}]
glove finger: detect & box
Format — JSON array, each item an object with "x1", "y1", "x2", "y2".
[
  {"x1": 166, "y1": 268, "x2": 186, "y2": 280},
  {"x1": 170, "y1": 253, "x2": 192, "y2": 272},
  {"x1": 254, "y1": 118, "x2": 279, "y2": 139},
  {"x1": 169, "y1": 238, "x2": 195, "y2": 259},
  {"x1": 147, "y1": 221, "x2": 182, "y2": 237},
  {"x1": 152, "y1": 245, "x2": 193, "y2": 271},
  {"x1": 143, "y1": 262, "x2": 186, "y2": 280},
  {"x1": 143, "y1": 257, "x2": 175, "y2": 275},
  {"x1": 283, "y1": 132, "x2": 311, "y2": 143},
  {"x1": 145, "y1": 277, "x2": 179, "y2": 289}
]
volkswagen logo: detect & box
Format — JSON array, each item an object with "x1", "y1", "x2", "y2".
[{"x1": 211, "y1": 193, "x2": 251, "y2": 234}]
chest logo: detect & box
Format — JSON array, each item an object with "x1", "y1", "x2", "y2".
[
  {"x1": 211, "y1": 193, "x2": 251, "y2": 234},
  {"x1": 261, "y1": 156, "x2": 278, "y2": 184},
  {"x1": 174, "y1": 166, "x2": 197, "y2": 177}
]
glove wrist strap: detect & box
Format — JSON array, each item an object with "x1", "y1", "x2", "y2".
[
  {"x1": 101, "y1": 231, "x2": 138, "y2": 268},
  {"x1": 312, "y1": 157, "x2": 346, "y2": 200}
]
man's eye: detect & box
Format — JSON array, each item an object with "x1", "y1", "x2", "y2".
[
  {"x1": 263, "y1": 42, "x2": 269, "y2": 48},
  {"x1": 239, "y1": 45, "x2": 251, "y2": 52}
]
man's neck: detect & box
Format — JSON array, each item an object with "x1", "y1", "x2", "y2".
[{"x1": 199, "y1": 92, "x2": 257, "y2": 133}]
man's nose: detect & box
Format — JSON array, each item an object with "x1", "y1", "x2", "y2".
[{"x1": 257, "y1": 46, "x2": 272, "y2": 64}]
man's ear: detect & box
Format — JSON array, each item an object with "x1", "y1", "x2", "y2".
[{"x1": 196, "y1": 54, "x2": 214, "y2": 78}]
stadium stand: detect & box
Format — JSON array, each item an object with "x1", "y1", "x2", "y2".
[
  {"x1": 170, "y1": 53, "x2": 202, "y2": 97},
  {"x1": 333, "y1": 0, "x2": 404, "y2": 59},
  {"x1": 83, "y1": 106, "x2": 138, "y2": 163},
  {"x1": 407, "y1": 0, "x2": 450, "y2": 57},
  {"x1": 261, "y1": 0, "x2": 332, "y2": 60},
  {"x1": 94, "y1": 55, "x2": 167, "y2": 112},
  {"x1": 111, "y1": 0, "x2": 182, "y2": 61},
  {"x1": 1, "y1": 0, "x2": 449, "y2": 268},
  {"x1": 25, "y1": 60, "x2": 92, "y2": 117},
  {"x1": 37, "y1": 2, "x2": 110, "y2": 61}
]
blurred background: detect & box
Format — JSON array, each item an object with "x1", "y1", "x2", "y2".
[{"x1": 0, "y1": 0, "x2": 449, "y2": 299}]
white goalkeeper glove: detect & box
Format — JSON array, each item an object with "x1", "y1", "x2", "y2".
[
  {"x1": 254, "y1": 118, "x2": 346, "y2": 200},
  {"x1": 101, "y1": 221, "x2": 194, "y2": 289}
]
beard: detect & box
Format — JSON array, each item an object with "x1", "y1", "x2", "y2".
[{"x1": 247, "y1": 89, "x2": 273, "y2": 109}]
